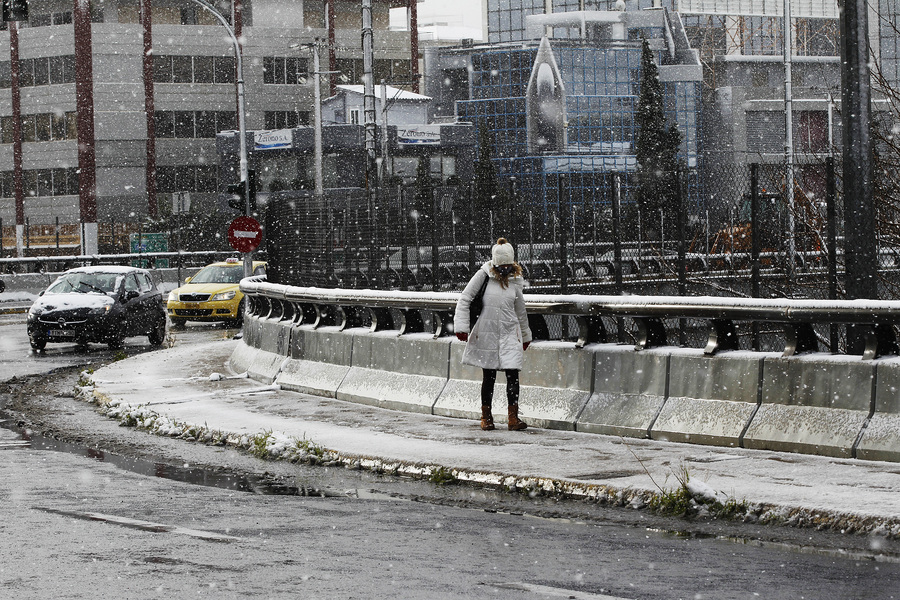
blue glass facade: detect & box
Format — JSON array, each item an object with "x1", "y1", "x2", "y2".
[{"x1": 457, "y1": 40, "x2": 702, "y2": 212}]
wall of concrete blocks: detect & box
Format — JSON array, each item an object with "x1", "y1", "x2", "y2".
[{"x1": 231, "y1": 313, "x2": 900, "y2": 462}]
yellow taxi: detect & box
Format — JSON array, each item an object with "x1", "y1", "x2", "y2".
[{"x1": 167, "y1": 258, "x2": 266, "y2": 327}]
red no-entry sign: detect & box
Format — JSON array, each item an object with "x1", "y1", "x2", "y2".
[{"x1": 227, "y1": 216, "x2": 262, "y2": 253}]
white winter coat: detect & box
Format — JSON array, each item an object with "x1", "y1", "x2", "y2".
[{"x1": 454, "y1": 261, "x2": 532, "y2": 371}]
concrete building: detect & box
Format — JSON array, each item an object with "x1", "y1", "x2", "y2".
[{"x1": 0, "y1": 0, "x2": 423, "y2": 256}]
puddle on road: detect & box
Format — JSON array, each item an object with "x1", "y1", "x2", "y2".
[{"x1": 0, "y1": 412, "x2": 392, "y2": 499}]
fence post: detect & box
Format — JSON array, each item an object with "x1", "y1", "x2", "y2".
[
  {"x1": 467, "y1": 185, "x2": 475, "y2": 274},
  {"x1": 750, "y1": 163, "x2": 760, "y2": 351},
  {"x1": 558, "y1": 175, "x2": 568, "y2": 295},
  {"x1": 826, "y1": 156, "x2": 838, "y2": 352},
  {"x1": 431, "y1": 188, "x2": 439, "y2": 292},
  {"x1": 611, "y1": 173, "x2": 624, "y2": 343},
  {"x1": 676, "y1": 168, "x2": 686, "y2": 347}
]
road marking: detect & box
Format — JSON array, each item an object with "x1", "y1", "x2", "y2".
[
  {"x1": 0, "y1": 440, "x2": 30, "y2": 449},
  {"x1": 492, "y1": 582, "x2": 633, "y2": 599},
  {"x1": 37, "y1": 508, "x2": 240, "y2": 542}
]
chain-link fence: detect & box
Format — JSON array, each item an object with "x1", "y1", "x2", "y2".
[{"x1": 262, "y1": 160, "x2": 880, "y2": 349}]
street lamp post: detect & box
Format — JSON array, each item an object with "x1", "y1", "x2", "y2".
[{"x1": 181, "y1": 0, "x2": 250, "y2": 276}]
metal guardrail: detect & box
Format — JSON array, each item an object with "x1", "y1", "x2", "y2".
[
  {"x1": 0, "y1": 250, "x2": 238, "y2": 269},
  {"x1": 240, "y1": 280, "x2": 900, "y2": 361}
]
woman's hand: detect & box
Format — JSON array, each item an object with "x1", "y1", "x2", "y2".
[
  {"x1": 456, "y1": 332, "x2": 468, "y2": 342},
  {"x1": 523, "y1": 341, "x2": 530, "y2": 351}
]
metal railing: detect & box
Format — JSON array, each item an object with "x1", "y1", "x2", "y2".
[
  {"x1": 0, "y1": 250, "x2": 242, "y2": 274},
  {"x1": 240, "y1": 280, "x2": 900, "y2": 361}
]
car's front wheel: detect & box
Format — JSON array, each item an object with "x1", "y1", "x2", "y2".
[
  {"x1": 106, "y1": 325, "x2": 125, "y2": 350},
  {"x1": 29, "y1": 336, "x2": 46, "y2": 351},
  {"x1": 226, "y1": 299, "x2": 245, "y2": 328},
  {"x1": 148, "y1": 317, "x2": 166, "y2": 346},
  {"x1": 169, "y1": 317, "x2": 187, "y2": 329}
]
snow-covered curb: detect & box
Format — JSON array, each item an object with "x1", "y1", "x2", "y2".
[{"x1": 74, "y1": 372, "x2": 900, "y2": 540}]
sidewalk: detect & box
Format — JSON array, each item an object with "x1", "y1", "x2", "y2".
[
  {"x1": 87, "y1": 337, "x2": 900, "y2": 537},
  {"x1": 0, "y1": 290, "x2": 33, "y2": 314}
]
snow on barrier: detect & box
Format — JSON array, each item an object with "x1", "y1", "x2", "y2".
[
  {"x1": 743, "y1": 354, "x2": 876, "y2": 458},
  {"x1": 650, "y1": 350, "x2": 765, "y2": 448},
  {"x1": 577, "y1": 345, "x2": 670, "y2": 437},
  {"x1": 337, "y1": 331, "x2": 452, "y2": 413},
  {"x1": 236, "y1": 281, "x2": 900, "y2": 462},
  {"x1": 857, "y1": 356, "x2": 900, "y2": 462},
  {"x1": 276, "y1": 325, "x2": 354, "y2": 398}
]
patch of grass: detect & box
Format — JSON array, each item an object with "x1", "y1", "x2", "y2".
[
  {"x1": 294, "y1": 437, "x2": 325, "y2": 459},
  {"x1": 428, "y1": 466, "x2": 457, "y2": 486},
  {"x1": 76, "y1": 369, "x2": 94, "y2": 389},
  {"x1": 648, "y1": 463, "x2": 694, "y2": 517},
  {"x1": 249, "y1": 430, "x2": 274, "y2": 459},
  {"x1": 112, "y1": 350, "x2": 128, "y2": 362}
]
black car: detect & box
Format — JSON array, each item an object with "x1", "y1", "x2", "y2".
[{"x1": 26, "y1": 265, "x2": 167, "y2": 351}]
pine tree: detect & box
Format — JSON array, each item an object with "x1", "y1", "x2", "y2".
[
  {"x1": 635, "y1": 38, "x2": 682, "y2": 244},
  {"x1": 472, "y1": 127, "x2": 500, "y2": 240}
]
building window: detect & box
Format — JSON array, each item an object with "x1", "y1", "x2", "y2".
[
  {"x1": 263, "y1": 56, "x2": 307, "y2": 85},
  {"x1": 6, "y1": 111, "x2": 78, "y2": 144},
  {"x1": 349, "y1": 109, "x2": 361, "y2": 125},
  {"x1": 15, "y1": 167, "x2": 79, "y2": 197},
  {"x1": 154, "y1": 111, "x2": 237, "y2": 138},
  {"x1": 153, "y1": 55, "x2": 237, "y2": 84},
  {"x1": 263, "y1": 111, "x2": 309, "y2": 129},
  {"x1": 156, "y1": 165, "x2": 219, "y2": 193},
  {"x1": 0, "y1": 56, "x2": 77, "y2": 89}
]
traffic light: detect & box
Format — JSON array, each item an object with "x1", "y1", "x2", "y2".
[
  {"x1": 2, "y1": 0, "x2": 29, "y2": 21},
  {"x1": 225, "y1": 169, "x2": 257, "y2": 214},
  {"x1": 226, "y1": 181, "x2": 244, "y2": 212}
]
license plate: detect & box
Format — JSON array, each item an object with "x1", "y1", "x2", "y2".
[
  {"x1": 184, "y1": 302, "x2": 200, "y2": 309},
  {"x1": 49, "y1": 329, "x2": 75, "y2": 338}
]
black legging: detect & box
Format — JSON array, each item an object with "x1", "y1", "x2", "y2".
[{"x1": 481, "y1": 369, "x2": 520, "y2": 407}]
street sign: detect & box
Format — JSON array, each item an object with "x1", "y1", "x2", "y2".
[
  {"x1": 130, "y1": 232, "x2": 168, "y2": 268},
  {"x1": 227, "y1": 216, "x2": 262, "y2": 253}
]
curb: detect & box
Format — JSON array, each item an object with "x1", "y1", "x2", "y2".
[
  {"x1": 84, "y1": 383, "x2": 900, "y2": 540},
  {"x1": 0, "y1": 306, "x2": 28, "y2": 315}
]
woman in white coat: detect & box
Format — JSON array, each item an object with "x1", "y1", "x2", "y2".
[{"x1": 454, "y1": 238, "x2": 533, "y2": 431}]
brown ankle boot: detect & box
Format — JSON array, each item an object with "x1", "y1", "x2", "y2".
[
  {"x1": 507, "y1": 403, "x2": 528, "y2": 431},
  {"x1": 480, "y1": 405, "x2": 495, "y2": 430}
]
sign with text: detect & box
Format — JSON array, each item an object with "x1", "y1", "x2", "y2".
[
  {"x1": 254, "y1": 129, "x2": 293, "y2": 150},
  {"x1": 397, "y1": 125, "x2": 441, "y2": 146},
  {"x1": 227, "y1": 216, "x2": 262, "y2": 253}
]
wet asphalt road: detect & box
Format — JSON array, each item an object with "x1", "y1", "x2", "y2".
[{"x1": 2, "y1": 315, "x2": 900, "y2": 598}]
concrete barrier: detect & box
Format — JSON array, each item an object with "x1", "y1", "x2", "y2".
[
  {"x1": 650, "y1": 350, "x2": 765, "y2": 448},
  {"x1": 855, "y1": 357, "x2": 900, "y2": 462},
  {"x1": 432, "y1": 342, "x2": 485, "y2": 422},
  {"x1": 336, "y1": 332, "x2": 452, "y2": 413},
  {"x1": 275, "y1": 326, "x2": 354, "y2": 398},
  {"x1": 576, "y1": 345, "x2": 669, "y2": 438},
  {"x1": 244, "y1": 318, "x2": 290, "y2": 384},
  {"x1": 433, "y1": 340, "x2": 592, "y2": 430},
  {"x1": 229, "y1": 339, "x2": 259, "y2": 374},
  {"x1": 234, "y1": 312, "x2": 899, "y2": 461},
  {"x1": 743, "y1": 354, "x2": 876, "y2": 458}
]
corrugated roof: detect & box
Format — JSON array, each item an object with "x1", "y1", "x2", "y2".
[{"x1": 336, "y1": 84, "x2": 431, "y2": 101}]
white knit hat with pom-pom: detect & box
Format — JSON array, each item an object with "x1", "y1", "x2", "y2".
[{"x1": 491, "y1": 238, "x2": 515, "y2": 266}]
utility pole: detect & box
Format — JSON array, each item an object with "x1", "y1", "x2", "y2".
[
  {"x1": 840, "y1": 0, "x2": 877, "y2": 351},
  {"x1": 187, "y1": 0, "x2": 250, "y2": 276},
  {"x1": 783, "y1": 0, "x2": 796, "y2": 281}
]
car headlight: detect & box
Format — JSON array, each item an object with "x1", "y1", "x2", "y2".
[
  {"x1": 26, "y1": 307, "x2": 39, "y2": 322},
  {"x1": 90, "y1": 304, "x2": 112, "y2": 315},
  {"x1": 168, "y1": 291, "x2": 177, "y2": 303},
  {"x1": 211, "y1": 290, "x2": 236, "y2": 302}
]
